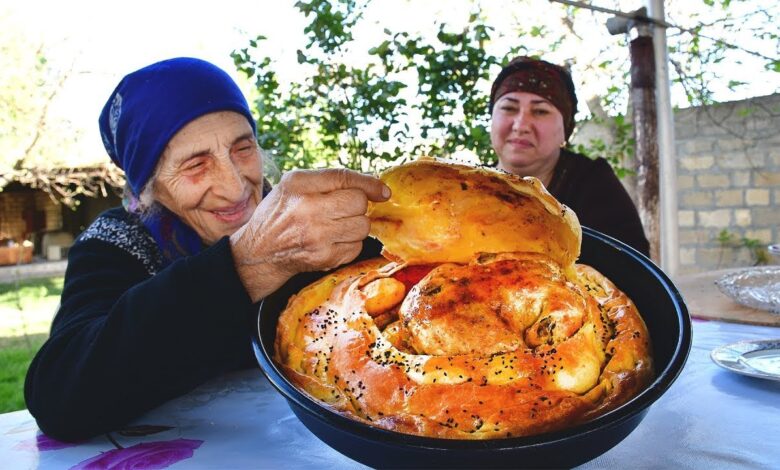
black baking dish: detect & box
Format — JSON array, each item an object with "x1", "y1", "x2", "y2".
[{"x1": 252, "y1": 228, "x2": 691, "y2": 469}]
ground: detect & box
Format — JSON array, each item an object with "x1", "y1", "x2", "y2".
[{"x1": 0, "y1": 277, "x2": 61, "y2": 413}]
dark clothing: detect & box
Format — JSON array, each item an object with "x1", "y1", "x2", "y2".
[
  {"x1": 547, "y1": 150, "x2": 650, "y2": 257},
  {"x1": 25, "y1": 207, "x2": 383, "y2": 442},
  {"x1": 24, "y1": 208, "x2": 257, "y2": 441}
]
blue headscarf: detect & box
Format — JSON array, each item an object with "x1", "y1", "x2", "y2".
[{"x1": 98, "y1": 57, "x2": 258, "y2": 266}]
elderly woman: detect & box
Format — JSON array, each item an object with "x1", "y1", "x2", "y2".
[
  {"x1": 490, "y1": 56, "x2": 650, "y2": 256},
  {"x1": 24, "y1": 57, "x2": 390, "y2": 441}
]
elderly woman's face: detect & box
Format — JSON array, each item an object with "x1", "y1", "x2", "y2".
[
  {"x1": 154, "y1": 111, "x2": 262, "y2": 244},
  {"x1": 490, "y1": 91, "x2": 565, "y2": 179}
]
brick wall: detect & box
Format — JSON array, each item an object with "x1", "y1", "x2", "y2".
[
  {"x1": 0, "y1": 193, "x2": 25, "y2": 241},
  {"x1": 0, "y1": 187, "x2": 122, "y2": 259},
  {"x1": 573, "y1": 93, "x2": 779, "y2": 274},
  {"x1": 674, "y1": 93, "x2": 780, "y2": 274},
  {"x1": 0, "y1": 189, "x2": 62, "y2": 243}
]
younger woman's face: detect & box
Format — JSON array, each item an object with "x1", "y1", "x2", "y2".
[
  {"x1": 491, "y1": 91, "x2": 566, "y2": 180},
  {"x1": 153, "y1": 111, "x2": 262, "y2": 244}
]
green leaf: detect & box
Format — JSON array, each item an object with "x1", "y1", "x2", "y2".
[
  {"x1": 726, "y1": 80, "x2": 745, "y2": 90},
  {"x1": 717, "y1": 229, "x2": 734, "y2": 245}
]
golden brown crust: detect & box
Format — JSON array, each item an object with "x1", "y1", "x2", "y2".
[
  {"x1": 274, "y1": 158, "x2": 652, "y2": 439},
  {"x1": 367, "y1": 157, "x2": 581, "y2": 269},
  {"x1": 274, "y1": 254, "x2": 653, "y2": 439}
]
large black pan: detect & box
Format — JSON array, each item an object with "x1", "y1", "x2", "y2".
[{"x1": 252, "y1": 228, "x2": 691, "y2": 469}]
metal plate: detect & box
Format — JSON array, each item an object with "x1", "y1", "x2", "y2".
[{"x1": 711, "y1": 339, "x2": 780, "y2": 381}]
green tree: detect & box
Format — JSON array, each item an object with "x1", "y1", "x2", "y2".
[
  {"x1": 0, "y1": 11, "x2": 77, "y2": 174},
  {"x1": 232, "y1": 0, "x2": 779, "y2": 172},
  {"x1": 233, "y1": 0, "x2": 518, "y2": 171},
  {"x1": 233, "y1": 0, "x2": 410, "y2": 172}
]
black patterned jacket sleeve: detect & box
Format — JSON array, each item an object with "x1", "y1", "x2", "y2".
[{"x1": 24, "y1": 208, "x2": 257, "y2": 441}]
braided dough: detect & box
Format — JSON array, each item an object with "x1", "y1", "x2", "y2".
[{"x1": 274, "y1": 158, "x2": 653, "y2": 439}]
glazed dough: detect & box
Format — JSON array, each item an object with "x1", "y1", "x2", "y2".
[{"x1": 274, "y1": 158, "x2": 653, "y2": 439}]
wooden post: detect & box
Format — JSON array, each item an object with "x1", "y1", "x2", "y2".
[{"x1": 629, "y1": 24, "x2": 661, "y2": 262}]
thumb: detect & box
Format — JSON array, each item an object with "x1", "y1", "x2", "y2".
[{"x1": 285, "y1": 168, "x2": 391, "y2": 202}]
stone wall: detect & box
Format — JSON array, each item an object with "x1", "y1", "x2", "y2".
[
  {"x1": 0, "y1": 189, "x2": 62, "y2": 243},
  {"x1": 573, "y1": 93, "x2": 779, "y2": 275},
  {"x1": 674, "y1": 93, "x2": 780, "y2": 274},
  {"x1": 0, "y1": 186, "x2": 121, "y2": 261}
]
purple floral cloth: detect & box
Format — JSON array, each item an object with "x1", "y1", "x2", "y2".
[{"x1": 71, "y1": 438, "x2": 203, "y2": 469}]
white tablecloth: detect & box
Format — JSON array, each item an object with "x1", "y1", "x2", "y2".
[{"x1": 1, "y1": 319, "x2": 778, "y2": 469}]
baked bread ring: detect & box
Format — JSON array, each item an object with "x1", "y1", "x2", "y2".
[{"x1": 274, "y1": 158, "x2": 653, "y2": 439}]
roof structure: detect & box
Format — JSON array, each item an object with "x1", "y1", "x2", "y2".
[{"x1": 0, "y1": 164, "x2": 125, "y2": 207}]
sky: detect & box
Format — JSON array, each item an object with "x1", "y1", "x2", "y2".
[
  {"x1": 3, "y1": 0, "x2": 483, "y2": 166},
  {"x1": 3, "y1": 0, "x2": 778, "y2": 167},
  {"x1": 3, "y1": 0, "x2": 306, "y2": 165}
]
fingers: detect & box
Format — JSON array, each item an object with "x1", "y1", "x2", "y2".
[
  {"x1": 289, "y1": 214, "x2": 368, "y2": 259},
  {"x1": 281, "y1": 168, "x2": 391, "y2": 202},
  {"x1": 326, "y1": 214, "x2": 371, "y2": 243},
  {"x1": 231, "y1": 168, "x2": 388, "y2": 298},
  {"x1": 314, "y1": 189, "x2": 369, "y2": 219},
  {"x1": 281, "y1": 213, "x2": 368, "y2": 271}
]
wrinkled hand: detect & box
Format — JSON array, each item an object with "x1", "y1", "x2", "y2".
[{"x1": 230, "y1": 168, "x2": 391, "y2": 302}]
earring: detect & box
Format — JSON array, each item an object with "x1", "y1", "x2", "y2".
[{"x1": 560, "y1": 141, "x2": 566, "y2": 148}]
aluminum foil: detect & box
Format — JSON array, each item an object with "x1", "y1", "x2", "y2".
[{"x1": 716, "y1": 266, "x2": 780, "y2": 314}]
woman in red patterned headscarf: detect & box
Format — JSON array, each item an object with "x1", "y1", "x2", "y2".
[{"x1": 489, "y1": 56, "x2": 649, "y2": 256}]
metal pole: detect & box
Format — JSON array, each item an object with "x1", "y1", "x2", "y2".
[
  {"x1": 629, "y1": 23, "x2": 661, "y2": 263},
  {"x1": 647, "y1": 0, "x2": 679, "y2": 278}
]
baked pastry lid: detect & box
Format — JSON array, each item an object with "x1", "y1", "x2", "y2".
[{"x1": 367, "y1": 157, "x2": 582, "y2": 268}]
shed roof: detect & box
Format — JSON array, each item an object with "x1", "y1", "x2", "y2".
[{"x1": 0, "y1": 164, "x2": 125, "y2": 207}]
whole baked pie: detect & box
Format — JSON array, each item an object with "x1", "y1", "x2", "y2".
[{"x1": 274, "y1": 157, "x2": 653, "y2": 439}]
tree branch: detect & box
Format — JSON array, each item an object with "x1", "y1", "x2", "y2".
[
  {"x1": 16, "y1": 49, "x2": 74, "y2": 170},
  {"x1": 547, "y1": 0, "x2": 779, "y2": 63}
]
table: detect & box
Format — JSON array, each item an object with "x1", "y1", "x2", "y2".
[
  {"x1": 675, "y1": 268, "x2": 780, "y2": 326},
  {"x1": 0, "y1": 319, "x2": 778, "y2": 469}
]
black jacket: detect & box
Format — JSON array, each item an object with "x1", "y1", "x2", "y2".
[
  {"x1": 547, "y1": 150, "x2": 650, "y2": 257},
  {"x1": 25, "y1": 207, "x2": 383, "y2": 442},
  {"x1": 24, "y1": 208, "x2": 257, "y2": 441}
]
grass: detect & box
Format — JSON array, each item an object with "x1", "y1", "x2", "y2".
[
  {"x1": 0, "y1": 334, "x2": 48, "y2": 413},
  {"x1": 0, "y1": 276, "x2": 63, "y2": 413}
]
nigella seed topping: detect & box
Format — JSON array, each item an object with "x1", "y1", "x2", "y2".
[{"x1": 275, "y1": 188, "x2": 653, "y2": 440}]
